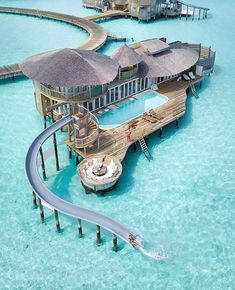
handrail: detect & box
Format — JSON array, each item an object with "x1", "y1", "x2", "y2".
[
  {"x1": 178, "y1": 0, "x2": 209, "y2": 11},
  {"x1": 25, "y1": 115, "x2": 141, "y2": 247}
]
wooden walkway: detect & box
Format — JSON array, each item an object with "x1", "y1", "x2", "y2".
[
  {"x1": 0, "y1": 6, "x2": 108, "y2": 79},
  {"x1": 0, "y1": 63, "x2": 22, "y2": 80},
  {"x1": 66, "y1": 77, "x2": 202, "y2": 161},
  {"x1": 84, "y1": 10, "x2": 129, "y2": 21},
  {"x1": 178, "y1": 0, "x2": 209, "y2": 20}
]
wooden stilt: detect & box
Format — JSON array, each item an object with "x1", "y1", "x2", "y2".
[
  {"x1": 186, "y1": 6, "x2": 188, "y2": 20},
  {"x1": 133, "y1": 142, "x2": 137, "y2": 152},
  {"x1": 32, "y1": 191, "x2": 37, "y2": 208},
  {"x1": 96, "y1": 225, "x2": 101, "y2": 245},
  {"x1": 78, "y1": 219, "x2": 83, "y2": 238},
  {"x1": 39, "y1": 147, "x2": 46, "y2": 180},
  {"x1": 54, "y1": 209, "x2": 61, "y2": 232},
  {"x1": 69, "y1": 147, "x2": 72, "y2": 159},
  {"x1": 43, "y1": 114, "x2": 47, "y2": 129},
  {"x1": 200, "y1": 81, "x2": 202, "y2": 88},
  {"x1": 112, "y1": 234, "x2": 118, "y2": 252},
  {"x1": 38, "y1": 199, "x2": 44, "y2": 223},
  {"x1": 198, "y1": 9, "x2": 201, "y2": 20},
  {"x1": 51, "y1": 110, "x2": 60, "y2": 171},
  {"x1": 76, "y1": 154, "x2": 79, "y2": 165},
  {"x1": 159, "y1": 128, "x2": 163, "y2": 138},
  {"x1": 53, "y1": 132, "x2": 60, "y2": 171},
  {"x1": 176, "y1": 119, "x2": 179, "y2": 128}
]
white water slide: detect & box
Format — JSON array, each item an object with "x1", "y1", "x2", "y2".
[{"x1": 25, "y1": 115, "x2": 144, "y2": 249}]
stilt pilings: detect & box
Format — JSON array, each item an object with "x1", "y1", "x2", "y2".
[
  {"x1": 78, "y1": 219, "x2": 83, "y2": 238},
  {"x1": 38, "y1": 199, "x2": 44, "y2": 223},
  {"x1": 51, "y1": 110, "x2": 60, "y2": 171},
  {"x1": 54, "y1": 209, "x2": 61, "y2": 232},
  {"x1": 39, "y1": 147, "x2": 46, "y2": 180},
  {"x1": 112, "y1": 234, "x2": 118, "y2": 252},
  {"x1": 32, "y1": 191, "x2": 37, "y2": 208},
  {"x1": 96, "y1": 225, "x2": 102, "y2": 245}
]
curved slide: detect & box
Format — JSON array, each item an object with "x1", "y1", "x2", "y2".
[{"x1": 25, "y1": 115, "x2": 142, "y2": 247}]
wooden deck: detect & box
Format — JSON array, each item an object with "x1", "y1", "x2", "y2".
[{"x1": 66, "y1": 77, "x2": 202, "y2": 161}]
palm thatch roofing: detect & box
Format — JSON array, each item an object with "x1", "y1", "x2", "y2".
[
  {"x1": 135, "y1": 45, "x2": 199, "y2": 77},
  {"x1": 115, "y1": 0, "x2": 128, "y2": 5},
  {"x1": 140, "y1": 38, "x2": 170, "y2": 55},
  {"x1": 111, "y1": 44, "x2": 143, "y2": 69},
  {"x1": 20, "y1": 48, "x2": 119, "y2": 87}
]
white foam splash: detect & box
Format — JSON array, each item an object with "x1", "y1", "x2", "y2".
[{"x1": 139, "y1": 246, "x2": 168, "y2": 260}]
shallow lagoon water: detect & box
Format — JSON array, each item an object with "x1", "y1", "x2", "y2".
[{"x1": 0, "y1": 0, "x2": 235, "y2": 289}]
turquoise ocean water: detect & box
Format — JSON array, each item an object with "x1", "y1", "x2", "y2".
[{"x1": 0, "y1": 0, "x2": 234, "y2": 289}]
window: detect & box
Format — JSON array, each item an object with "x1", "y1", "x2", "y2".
[
  {"x1": 106, "y1": 91, "x2": 110, "y2": 104},
  {"x1": 111, "y1": 88, "x2": 115, "y2": 103},
  {"x1": 95, "y1": 98, "x2": 99, "y2": 109},
  {"x1": 121, "y1": 85, "x2": 124, "y2": 98},
  {"x1": 100, "y1": 97, "x2": 104, "y2": 107},
  {"x1": 125, "y1": 83, "x2": 128, "y2": 97},
  {"x1": 89, "y1": 102, "x2": 93, "y2": 111},
  {"x1": 129, "y1": 82, "x2": 132, "y2": 95},
  {"x1": 133, "y1": 80, "x2": 136, "y2": 94},
  {"x1": 145, "y1": 78, "x2": 148, "y2": 88},
  {"x1": 115, "y1": 87, "x2": 119, "y2": 101}
]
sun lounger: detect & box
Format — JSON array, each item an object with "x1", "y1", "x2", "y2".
[
  {"x1": 189, "y1": 71, "x2": 196, "y2": 80},
  {"x1": 177, "y1": 76, "x2": 182, "y2": 81},
  {"x1": 182, "y1": 74, "x2": 190, "y2": 81}
]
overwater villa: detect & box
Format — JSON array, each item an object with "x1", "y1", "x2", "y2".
[
  {"x1": 20, "y1": 37, "x2": 215, "y2": 193},
  {"x1": 82, "y1": 0, "x2": 209, "y2": 21}
]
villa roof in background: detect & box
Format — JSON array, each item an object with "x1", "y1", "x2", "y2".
[
  {"x1": 140, "y1": 38, "x2": 170, "y2": 55},
  {"x1": 115, "y1": 0, "x2": 128, "y2": 5},
  {"x1": 20, "y1": 48, "x2": 119, "y2": 87},
  {"x1": 112, "y1": 44, "x2": 143, "y2": 68}
]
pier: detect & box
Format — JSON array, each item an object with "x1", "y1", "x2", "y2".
[
  {"x1": 0, "y1": 63, "x2": 22, "y2": 80},
  {"x1": 84, "y1": 10, "x2": 129, "y2": 21},
  {"x1": 178, "y1": 1, "x2": 209, "y2": 20}
]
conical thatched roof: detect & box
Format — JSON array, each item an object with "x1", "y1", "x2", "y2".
[
  {"x1": 20, "y1": 48, "x2": 119, "y2": 87},
  {"x1": 112, "y1": 44, "x2": 142, "y2": 69}
]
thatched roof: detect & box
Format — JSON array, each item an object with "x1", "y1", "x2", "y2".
[
  {"x1": 140, "y1": 38, "x2": 170, "y2": 55},
  {"x1": 112, "y1": 44, "x2": 143, "y2": 69},
  {"x1": 115, "y1": 0, "x2": 128, "y2": 5},
  {"x1": 20, "y1": 48, "x2": 119, "y2": 87},
  {"x1": 135, "y1": 45, "x2": 199, "y2": 77}
]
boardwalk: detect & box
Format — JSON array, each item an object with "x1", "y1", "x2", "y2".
[
  {"x1": 0, "y1": 64, "x2": 22, "y2": 80},
  {"x1": 66, "y1": 77, "x2": 202, "y2": 161},
  {"x1": 0, "y1": 6, "x2": 108, "y2": 79},
  {"x1": 84, "y1": 10, "x2": 129, "y2": 21}
]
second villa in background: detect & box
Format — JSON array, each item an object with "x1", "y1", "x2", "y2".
[{"x1": 82, "y1": 0, "x2": 210, "y2": 21}]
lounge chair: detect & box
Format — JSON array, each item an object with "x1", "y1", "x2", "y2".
[
  {"x1": 177, "y1": 76, "x2": 182, "y2": 81},
  {"x1": 182, "y1": 74, "x2": 190, "y2": 81},
  {"x1": 189, "y1": 71, "x2": 196, "y2": 80}
]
